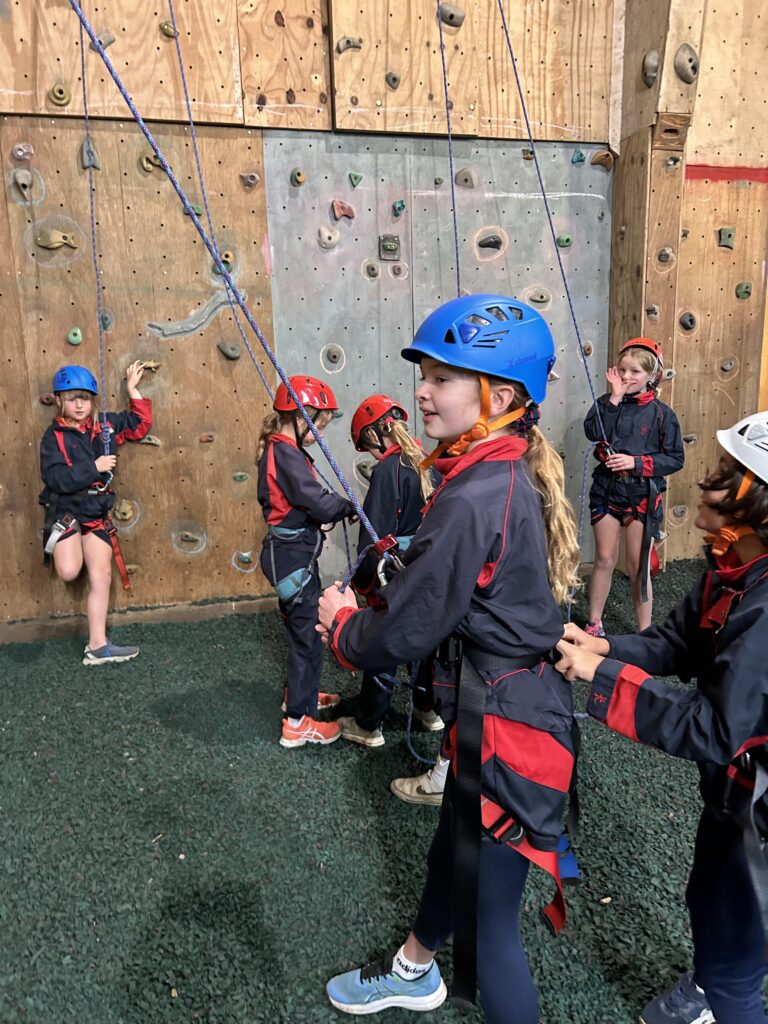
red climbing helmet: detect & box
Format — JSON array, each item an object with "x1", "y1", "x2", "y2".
[
  {"x1": 620, "y1": 337, "x2": 664, "y2": 388},
  {"x1": 273, "y1": 375, "x2": 339, "y2": 413},
  {"x1": 351, "y1": 394, "x2": 408, "y2": 451}
]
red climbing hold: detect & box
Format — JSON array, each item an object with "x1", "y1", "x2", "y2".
[{"x1": 331, "y1": 199, "x2": 355, "y2": 221}]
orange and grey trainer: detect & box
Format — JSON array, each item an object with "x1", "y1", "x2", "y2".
[
  {"x1": 281, "y1": 689, "x2": 341, "y2": 713},
  {"x1": 280, "y1": 715, "x2": 341, "y2": 749}
]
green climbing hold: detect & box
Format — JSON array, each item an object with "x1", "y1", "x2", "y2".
[
  {"x1": 66, "y1": 327, "x2": 83, "y2": 346},
  {"x1": 735, "y1": 282, "x2": 752, "y2": 300},
  {"x1": 571, "y1": 148, "x2": 585, "y2": 164},
  {"x1": 392, "y1": 199, "x2": 406, "y2": 218},
  {"x1": 232, "y1": 472, "x2": 249, "y2": 483},
  {"x1": 184, "y1": 203, "x2": 203, "y2": 217},
  {"x1": 349, "y1": 172, "x2": 363, "y2": 188},
  {"x1": 213, "y1": 258, "x2": 233, "y2": 275},
  {"x1": 101, "y1": 312, "x2": 113, "y2": 331},
  {"x1": 556, "y1": 234, "x2": 573, "y2": 248},
  {"x1": 434, "y1": 177, "x2": 444, "y2": 186}
]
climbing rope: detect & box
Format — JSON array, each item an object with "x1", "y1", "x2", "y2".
[
  {"x1": 436, "y1": 2, "x2": 462, "y2": 297},
  {"x1": 69, "y1": 0, "x2": 380, "y2": 552}
]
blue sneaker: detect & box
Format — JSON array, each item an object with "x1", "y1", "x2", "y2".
[
  {"x1": 82, "y1": 641, "x2": 139, "y2": 666},
  {"x1": 557, "y1": 834, "x2": 583, "y2": 885},
  {"x1": 640, "y1": 973, "x2": 715, "y2": 1024},
  {"x1": 327, "y1": 953, "x2": 447, "y2": 1015}
]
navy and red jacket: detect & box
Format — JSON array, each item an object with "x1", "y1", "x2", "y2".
[
  {"x1": 329, "y1": 435, "x2": 575, "y2": 850},
  {"x1": 39, "y1": 399, "x2": 152, "y2": 520},
  {"x1": 587, "y1": 549, "x2": 768, "y2": 827},
  {"x1": 353, "y1": 444, "x2": 437, "y2": 598},
  {"x1": 257, "y1": 433, "x2": 353, "y2": 531},
  {"x1": 584, "y1": 392, "x2": 684, "y2": 495}
]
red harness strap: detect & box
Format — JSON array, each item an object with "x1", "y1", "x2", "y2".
[{"x1": 81, "y1": 516, "x2": 131, "y2": 590}]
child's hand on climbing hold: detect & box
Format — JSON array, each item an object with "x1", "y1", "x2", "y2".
[
  {"x1": 606, "y1": 366, "x2": 630, "y2": 404},
  {"x1": 125, "y1": 360, "x2": 145, "y2": 397},
  {"x1": 316, "y1": 582, "x2": 358, "y2": 644}
]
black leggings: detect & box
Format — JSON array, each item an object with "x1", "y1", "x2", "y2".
[{"x1": 412, "y1": 778, "x2": 539, "y2": 1024}]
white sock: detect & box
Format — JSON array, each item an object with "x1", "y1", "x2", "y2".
[
  {"x1": 392, "y1": 945, "x2": 432, "y2": 981},
  {"x1": 287, "y1": 716, "x2": 304, "y2": 728},
  {"x1": 429, "y1": 755, "x2": 450, "y2": 787}
]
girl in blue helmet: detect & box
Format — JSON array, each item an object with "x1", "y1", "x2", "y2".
[
  {"x1": 317, "y1": 296, "x2": 580, "y2": 1024},
  {"x1": 39, "y1": 362, "x2": 151, "y2": 665}
]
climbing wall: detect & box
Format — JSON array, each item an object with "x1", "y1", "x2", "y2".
[
  {"x1": 263, "y1": 132, "x2": 613, "y2": 577},
  {"x1": 1, "y1": 115, "x2": 275, "y2": 622}
]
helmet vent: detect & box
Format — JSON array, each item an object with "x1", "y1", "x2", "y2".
[
  {"x1": 466, "y1": 314, "x2": 491, "y2": 326},
  {"x1": 443, "y1": 330, "x2": 456, "y2": 344}
]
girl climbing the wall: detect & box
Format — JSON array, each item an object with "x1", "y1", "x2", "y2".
[
  {"x1": 317, "y1": 295, "x2": 581, "y2": 1023},
  {"x1": 584, "y1": 338, "x2": 684, "y2": 635},
  {"x1": 556, "y1": 410, "x2": 768, "y2": 1024},
  {"x1": 256, "y1": 375, "x2": 355, "y2": 749},
  {"x1": 336, "y1": 393, "x2": 443, "y2": 752},
  {"x1": 39, "y1": 361, "x2": 152, "y2": 665}
]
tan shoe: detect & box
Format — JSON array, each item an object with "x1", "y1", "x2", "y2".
[
  {"x1": 390, "y1": 767, "x2": 445, "y2": 805},
  {"x1": 338, "y1": 716, "x2": 385, "y2": 748},
  {"x1": 412, "y1": 707, "x2": 444, "y2": 732}
]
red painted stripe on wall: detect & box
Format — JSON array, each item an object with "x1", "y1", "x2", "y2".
[{"x1": 686, "y1": 165, "x2": 768, "y2": 184}]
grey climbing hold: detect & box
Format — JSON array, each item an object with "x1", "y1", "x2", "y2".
[
  {"x1": 661, "y1": 368, "x2": 677, "y2": 381},
  {"x1": 571, "y1": 148, "x2": 585, "y2": 164},
  {"x1": 364, "y1": 260, "x2": 380, "y2": 279},
  {"x1": 642, "y1": 50, "x2": 660, "y2": 88},
  {"x1": 672, "y1": 505, "x2": 687, "y2": 519},
  {"x1": 548, "y1": 371, "x2": 561, "y2": 383},
  {"x1": 720, "y1": 358, "x2": 736, "y2": 373},
  {"x1": 240, "y1": 172, "x2": 260, "y2": 188},
  {"x1": 89, "y1": 30, "x2": 116, "y2": 51},
  {"x1": 139, "y1": 435, "x2": 161, "y2": 447},
  {"x1": 681, "y1": 227, "x2": 690, "y2": 239},
  {"x1": 682, "y1": 434, "x2": 698, "y2": 445},
  {"x1": 646, "y1": 304, "x2": 660, "y2": 321},
  {"x1": 236, "y1": 551, "x2": 253, "y2": 565},
  {"x1": 717, "y1": 227, "x2": 735, "y2": 250},
  {"x1": 392, "y1": 199, "x2": 406, "y2": 218},
  {"x1": 454, "y1": 167, "x2": 475, "y2": 188},
  {"x1": 385, "y1": 71, "x2": 401, "y2": 91},
  {"x1": 735, "y1": 282, "x2": 752, "y2": 300},
  {"x1": 81, "y1": 139, "x2": 100, "y2": 170},
  {"x1": 348, "y1": 172, "x2": 363, "y2": 188},
  {"x1": 434, "y1": 177, "x2": 444, "y2": 186},
  {"x1": 674, "y1": 43, "x2": 699, "y2": 84},
  {"x1": 179, "y1": 531, "x2": 202, "y2": 544},
  {"x1": 147, "y1": 289, "x2": 247, "y2": 339},
  {"x1": 679, "y1": 311, "x2": 697, "y2": 331},
  {"x1": 477, "y1": 233, "x2": 503, "y2": 250},
  {"x1": 318, "y1": 225, "x2": 341, "y2": 250},
  {"x1": 101, "y1": 311, "x2": 113, "y2": 331},
  {"x1": 232, "y1": 472, "x2": 250, "y2": 482},
  {"x1": 217, "y1": 340, "x2": 241, "y2": 361},
  {"x1": 357, "y1": 459, "x2": 376, "y2": 482},
  {"x1": 290, "y1": 167, "x2": 305, "y2": 187},
  {"x1": 36, "y1": 229, "x2": 78, "y2": 250},
  {"x1": 66, "y1": 327, "x2": 83, "y2": 346},
  {"x1": 657, "y1": 246, "x2": 674, "y2": 264},
  {"x1": 556, "y1": 234, "x2": 572, "y2": 248},
  {"x1": 324, "y1": 344, "x2": 344, "y2": 365},
  {"x1": 522, "y1": 148, "x2": 534, "y2": 161},
  {"x1": 528, "y1": 289, "x2": 551, "y2": 306},
  {"x1": 10, "y1": 168, "x2": 33, "y2": 201},
  {"x1": 379, "y1": 234, "x2": 400, "y2": 261},
  {"x1": 11, "y1": 142, "x2": 34, "y2": 161},
  {"x1": 336, "y1": 36, "x2": 363, "y2": 54},
  {"x1": 665, "y1": 155, "x2": 681, "y2": 169},
  {"x1": 439, "y1": 3, "x2": 465, "y2": 28}
]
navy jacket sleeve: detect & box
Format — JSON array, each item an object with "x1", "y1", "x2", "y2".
[
  {"x1": 584, "y1": 395, "x2": 620, "y2": 443},
  {"x1": 39, "y1": 428, "x2": 98, "y2": 494},
  {"x1": 633, "y1": 404, "x2": 684, "y2": 478},
  {"x1": 275, "y1": 444, "x2": 353, "y2": 523}
]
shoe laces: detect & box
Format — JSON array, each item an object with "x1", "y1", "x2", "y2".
[{"x1": 360, "y1": 954, "x2": 395, "y2": 983}]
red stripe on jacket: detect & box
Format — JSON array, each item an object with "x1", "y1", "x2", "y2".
[
  {"x1": 481, "y1": 716, "x2": 574, "y2": 792},
  {"x1": 605, "y1": 665, "x2": 649, "y2": 741}
]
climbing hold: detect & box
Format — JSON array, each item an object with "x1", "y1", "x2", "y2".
[
  {"x1": 125, "y1": 564, "x2": 139, "y2": 576},
  {"x1": 548, "y1": 371, "x2": 560, "y2": 383},
  {"x1": 391, "y1": 263, "x2": 405, "y2": 278},
  {"x1": 139, "y1": 435, "x2": 161, "y2": 447},
  {"x1": 81, "y1": 138, "x2": 100, "y2": 170},
  {"x1": 184, "y1": 203, "x2": 204, "y2": 217},
  {"x1": 661, "y1": 367, "x2": 677, "y2": 381},
  {"x1": 101, "y1": 312, "x2": 113, "y2": 331},
  {"x1": 89, "y1": 30, "x2": 115, "y2": 51},
  {"x1": 286, "y1": 88, "x2": 296, "y2": 105},
  {"x1": 212, "y1": 251, "x2": 234, "y2": 275},
  {"x1": 641, "y1": 50, "x2": 660, "y2": 88},
  {"x1": 318, "y1": 225, "x2": 341, "y2": 250},
  {"x1": 217, "y1": 340, "x2": 241, "y2": 361},
  {"x1": 454, "y1": 167, "x2": 475, "y2": 188},
  {"x1": 240, "y1": 172, "x2": 260, "y2": 188},
  {"x1": 717, "y1": 227, "x2": 735, "y2": 250},
  {"x1": 582, "y1": 342, "x2": 594, "y2": 357},
  {"x1": 556, "y1": 234, "x2": 572, "y2": 249},
  {"x1": 290, "y1": 168, "x2": 305, "y2": 187},
  {"x1": 275, "y1": 10, "x2": 285, "y2": 27},
  {"x1": 591, "y1": 150, "x2": 614, "y2": 171},
  {"x1": 439, "y1": 3, "x2": 466, "y2": 28},
  {"x1": 477, "y1": 233, "x2": 503, "y2": 251},
  {"x1": 392, "y1": 199, "x2": 406, "y2": 218},
  {"x1": 47, "y1": 81, "x2": 71, "y2": 107},
  {"x1": 36, "y1": 229, "x2": 77, "y2": 250},
  {"x1": 434, "y1": 177, "x2": 444, "y2": 186},
  {"x1": 674, "y1": 43, "x2": 699, "y2": 84},
  {"x1": 571, "y1": 148, "x2": 585, "y2": 164},
  {"x1": 139, "y1": 151, "x2": 163, "y2": 173},
  {"x1": 720, "y1": 358, "x2": 737, "y2": 373},
  {"x1": 236, "y1": 551, "x2": 253, "y2": 565},
  {"x1": 665, "y1": 155, "x2": 681, "y2": 169},
  {"x1": 10, "y1": 168, "x2": 33, "y2": 201},
  {"x1": 646, "y1": 304, "x2": 660, "y2": 321},
  {"x1": 11, "y1": 142, "x2": 33, "y2": 161},
  {"x1": 735, "y1": 282, "x2": 753, "y2": 300},
  {"x1": 324, "y1": 345, "x2": 344, "y2": 366},
  {"x1": 681, "y1": 227, "x2": 690, "y2": 240},
  {"x1": 199, "y1": 433, "x2": 215, "y2": 443},
  {"x1": 657, "y1": 246, "x2": 674, "y2": 264},
  {"x1": 113, "y1": 498, "x2": 136, "y2": 523},
  {"x1": 179, "y1": 531, "x2": 202, "y2": 544},
  {"x1": 679, "y1": 311, "x2": 697, "y2": 332},
  {"x1": 232, "y1": 472, "x2": 250, "y2": 483},
  {"x1": 159, "y1": 20, "x2": 177, "y2": 38},
  {"x1": 139, "y1": 359, "x2": 161, "y2": 372},
  {"x1": 522, "y1": 148, "x2": 534, "y2": 161},
  {"x1": 357, "y1": 459, "x2": 376, "y2": 483},
  {"x1": 39, "y1": 393, "x2": 56, "y2": 406},
  {"x1": 331, "y1": 199, "x2": 355, "y2": 221},
  {"x1": 672, "y1": 505, "x2": 687, "y2": 519},
  {"x1": 379, "y1": 234, "x2": 400, "y2": 261},
  {"x1": 348, "y1": 172, "x2": 363, "y2": 188},
  {"x1": 336, "y1": 36, "x2": 363, "y2": 54},
  {"x1": 682, "y1": 434, "x2": 698, "y2": 445},
  {"x1": 364, "y1": 260, "x2": 380, "y2": 279},
  {"x1": 385, "y1": 71, "x2": 401, "y2": 91},
  {"x1": 527, "y1": 289, "x2": 551, "y2": 306},
  {"x1": 66, "y1": 327, "x2": 83, "y2": 346}
]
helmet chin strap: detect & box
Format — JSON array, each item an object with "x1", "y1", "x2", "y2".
[
  {"x1": 421, "y1": 374, "x2": 527, "y2": 469},
  {"x1": 705, "y1": 470, "x2": 756, "y2": 555},
  {"x1": 292, "y1": 408, "x2": 321, "y2": 449}
]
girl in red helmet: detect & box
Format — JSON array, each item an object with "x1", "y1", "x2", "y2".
[
  {"x1": 337, "y1": 394, "x2": 444, "y2": 763},
  {"x1": 584, "y1": 338, "x2": 684, "y2": 634},
  {"x1": 256, "y1": 375, "x2": 355, "y2": 748}
]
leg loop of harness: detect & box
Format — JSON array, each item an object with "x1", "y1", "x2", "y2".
[
  {"x1": 267, "y1": 528, "x2": 322, "y2": 606},
  {"x1": 103, "y1": 517, "x2": 130, "y2": 590}
]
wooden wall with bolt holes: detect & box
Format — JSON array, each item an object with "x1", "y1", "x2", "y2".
[
  {"x1": 664, "y1": 170, "x2": 768, "y2": 560},
  {"x1": 0, "y1": 116, "x2": 275, "y2": 624},
  {"x1": 329, "y1": 0, "x2": 617, "y2": 142}
]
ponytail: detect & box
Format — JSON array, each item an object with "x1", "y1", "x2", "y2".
[
  {"x1": 384, "y1": 419, "x2": 435, "y2": 501},
  {"x1": 255, "y1": 410, "x2": 281, "y2": 463}
]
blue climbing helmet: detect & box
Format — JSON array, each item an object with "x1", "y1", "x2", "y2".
[
  {"x1": 401, "y1": 294, "x2": 555, "y2": 403},
  {"x1": 52, "y1": 365, "x2": 98, "y2": 395}
]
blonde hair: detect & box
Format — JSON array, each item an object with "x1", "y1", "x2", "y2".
[
  {"x1": 491, "y1": 378, "x2": 581, "y2": 605},
  {"x1": 256, "y1": 410, "x2": 282, "y2": 463},
  {"x1": 382, "y1": 419, "x2": 435, "y2": 501}
]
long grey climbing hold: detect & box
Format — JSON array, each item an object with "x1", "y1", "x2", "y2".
[
  {"x1": 477, "y1": 233, "x2": 502, "y2": 250},
  {"x1": 674, "y1": 43, "x2": 699, "y2": 84},
  {"x1": 642, "y1": 51, "x2": 659, "y2": 88},
  {"x1": 385, "y1": 72, "x2": 401, "y2": 90},
  {"x1": 81, "y1": 139, "x2": 100, "y2": 170},
  {"x1": 217, "y1": 340, "x2": 242, "y2": 360},
  {"x1": 89, "y1": 30, "x2": 116, "y2": 51},
  {"x1": 336, "y1": 36, "x2": 362, "y2": 54},
  {"x1": 439, "y1": 4, "x2": 465, "y2": 28},
  {"x1": 146, "y1": 289, "x2": 247, "y2": 339},
  {"x1": 10, "y1": 168, "x2": 33, "y2": 201},
  {"x1": 454, "y1": 167, "x2": 475, "y2": 188}
]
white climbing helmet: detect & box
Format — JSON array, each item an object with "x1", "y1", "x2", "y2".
[{"x1": 717, "y1": 411, "x2": 768, "y2": 486}]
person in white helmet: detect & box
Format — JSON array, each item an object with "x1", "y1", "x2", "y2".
[{"x1": 556, "y1": 411, "x2": 768, "y2": 1024}]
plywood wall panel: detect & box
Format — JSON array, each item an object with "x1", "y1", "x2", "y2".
[
  {"x1": 618, "y1": 0, "x2": 669, "y2": 140},
  {"x1": 1, "y1": 116, "x2": 274, "y2": 622},
  {"x1": 239, "y1": 0, "x2": 331, "y2": 130},
  {"x1": 656, "y1": 0, "x2": 706, "y2": 119}
]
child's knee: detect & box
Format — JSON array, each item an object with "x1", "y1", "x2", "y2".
[
  {"x1": 594, "y1": 548, "x2": 618, "y2": 571},
  {"x1": 56, "y1": 563, "x2": 81, "y2": 583}
]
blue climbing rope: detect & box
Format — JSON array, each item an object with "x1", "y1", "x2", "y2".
[
  {"x1": 436, "y1": 2, "x2": 462, "y2": 298},
  {"x1": 69, "y1": 0, "x2": 380, "y2": 549}
]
